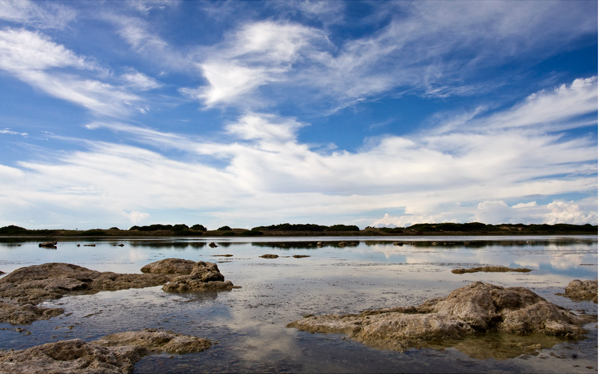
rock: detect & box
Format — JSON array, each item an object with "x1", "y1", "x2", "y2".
[
  {"x1": 557, "y1": 279, "x2": 598, "y2": 303},
  {"x1": 83, "y1": 244, "x2": 96, "y2": 247},
  {"x1": 162, "y1": 261, "x2": 235, "y2": 292},
  {"x1": 393, "y1": 242, "x2": 403, "y2": 246},
  {"x1": 0, "y1": 270, "x2": 4, "y2": 275},
  {"x1": 38, "y1": 242, "x2": 57, "y2": 248},
  {"x1": 93, "y1": 328, "x2": 211, "y2": 355},
  {"x1": 287, "y1": 282, "x2": 592, "y2": 355},
  {"x1": 260, "y1": 254, "x2": 279, "y2": 259},
  {"x1": 209, "y1": 242, "x2": 218, "y2": 248},
  {"x1": 0, "y1": 339, "x2": 143, "y2": 374},
  {"x1": 0, "y1": 300, "x2": 63, "y2": 325},
  {"x1": 0, "y1": 263, "x2": 170, "y2": 324},
  {"x1": 140, "y1": 258, "x2": 196, "y2": 275},
  {"x1": 0, "y1": 329, "x2": 211, "y2": 374},
  {"x1": 211, "y1": 254, "x2": 233, "y2": 257},
  {"x1": 451, "y1": 266, "x2": 532, "y2": 274},
  {"x1": 118, "y1": 244, "x2": 124, "y2": 247},
  {"x1": 316, "y1": 242, "x2": 323, "y2": 247},
  {"x1": 293, "y1": 255, "x2": 310, "y2": 258}
]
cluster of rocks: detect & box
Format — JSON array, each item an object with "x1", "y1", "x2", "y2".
[
  {"x1": 0, "y1": 329, "x2": 211, "y2": 374},
  {"x1": 288, "y1": 282, "x2": 595, "y2": 353},
  {"x1": 142, "y1": 259, "x2": 236, "y2": 292},
  {"x1": 0, "y1": 259, "x2": 235, "y2": 324},
  {"x1": 451, "y1": 266, "x2": 532, "y2": 274},
  {"x1": 557, "y1": 279, "x2": 598, "y2": 303}
]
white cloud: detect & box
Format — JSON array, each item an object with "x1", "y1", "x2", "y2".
[
  {"x1": 121, "y1": 71, "x2": 162, "y2": 91},
  {"x1": 123, "y1": 210, "x2": 150, "y2": 224},
  {"x1": 0, "y1": 76, "x2": 593, "y2": 228},
  {"x1": 0, "y1": 0, "x2": 76, "y2": 29},
  {"x1": 188, "y1": 21, "x2": 331, "y2": 107},
  {"x1": 0, "y1": 128, "x2": 27, "y2": 136},
  {"x1": 126, "y1": 0, "x2": 179, "y2": 14},
  {"x1": 183, "y1": 2, "x2": 596, "y2": 111},
  {"x1": 0, "y1": 28, "x2": 143, "y2": 117},
  {"x1": 545, "y1": 200, "x2": 598, "y2": 225}
]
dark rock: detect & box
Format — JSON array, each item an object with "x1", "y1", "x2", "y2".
[
  {"x1": 38, "y1": 242, "x2": 57, "y2": 248},
  {"x1": 292, "y1": 255, "x2": 310, "y2": 258},
  {"x1": 260, "y1": 254, "x2": 279, "y2": 259},
  {"x1": 208, "y1": 242, "x2": 218, "y2": 248},
  {"x1": 452, "y1": 266, "x2": 532, "y2": 274}
]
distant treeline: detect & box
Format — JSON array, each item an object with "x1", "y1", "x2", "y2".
[{"x1": 0, "y1": 222, "x2": 596, "y2": 237}]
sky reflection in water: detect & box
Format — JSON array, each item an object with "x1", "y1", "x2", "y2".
[{"x1": 0, "y1": 236, "x2": 596, "y2": 373}]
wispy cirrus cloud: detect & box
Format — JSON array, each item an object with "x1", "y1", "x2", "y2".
[
  {"x1": 0, "y1": 0, "x2": 76, "y2": 29},
  {"x1": 1, "y1": 76, "x2": 594, "y2": 228},
  {"x1": 0, "y1": 28, "x2": 149, "y2": 117},
  {"x1": 179, "y1": 1, "x2": 596, "y2": 111}
]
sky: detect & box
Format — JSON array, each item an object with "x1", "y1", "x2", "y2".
[{"x1": 0, "y1": 0, "x2": 597, "y2": 230}]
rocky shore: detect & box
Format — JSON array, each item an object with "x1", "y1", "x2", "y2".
[
  {"x1": 0, "y1": 329, "x2": 211, "y2": 374},
  {"x1": 0, "y1": 259, "x2": 235, "y2": 324},
  {"x1": 288, "y1": 282, "x2": 596, "y2": 354}
]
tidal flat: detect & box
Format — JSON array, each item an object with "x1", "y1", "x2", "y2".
[{"x1": 0, "y1": 236, "x2": 597, "y2": 373}]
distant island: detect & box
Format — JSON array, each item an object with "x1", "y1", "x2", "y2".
[{"x1": 0, "y1": 222, "x2": 596, "y2": 237}]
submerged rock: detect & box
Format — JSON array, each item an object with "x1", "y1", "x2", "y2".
[
  {"x1": 260, "y1": 254, "x2": 279, "y2": 259},
  {"x1": 0, "y1": 263, "x2": 170, "y2": 324},
  {"x1": 209, "y1": 242, "x2": 218, "y2": 248},
  {"x1": 0, "y1": 329, "x2": 211, "y2": 374},
  {"x1": 94, "y1": 328, "x2": 212, "y2": 354},
  {"x1": 557, "y1": 279, "x2": 598, "y2": 303},
  {"x1": 140, "y1": 258, "x2": 196, "y2": 275},
  {"x1": 287, "y1": 282, "x2": 593, "y2": 355},
  {"x1": 293, "y1": 255, "x2": 310, "y2": 258},
  {"x1": 38, "y1": 242, "x2": 57, "y2": 248},
  {"x1": 451, "y1": 266, "x2": 532, "y2": 274},
  {"x1": 162, "y1": 261, "x2": 235, "y2": 292}
]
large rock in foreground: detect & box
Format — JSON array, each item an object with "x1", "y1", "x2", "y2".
[
  {"x1": 288, "y1": 282, "x2": 593, "y2": 356},
  {"x1": 0, "y1": 263, "x2": 170, "y2": 305},
  {"x1": 0, "y1": 329, "x2": 211, "y2": 374},
  {"x1": 557, "y1": 279, "x2": 598, "y2": 303},
  {"x1": 162, "y1": 261, "x2": 235, "y2": 292},
  {"x1": 0, "y1": 263, "x2": 170, "y2": 324}
]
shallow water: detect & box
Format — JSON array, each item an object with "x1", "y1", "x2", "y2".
[{"x1": 0, "y1": 236, "x2": 597, "y2": 373}]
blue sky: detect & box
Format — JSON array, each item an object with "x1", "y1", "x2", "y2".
[{"x1": 0, "y1": 0, "x2": 596, "y2": 230}]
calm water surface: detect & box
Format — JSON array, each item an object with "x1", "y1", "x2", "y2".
[{"x1": 0, "y1": 236, "x2": 597, "y2": 373}]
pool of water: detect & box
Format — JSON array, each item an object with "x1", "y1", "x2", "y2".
[{"x1": 0, "y1": 236, "x2": 597, "y2": 373}]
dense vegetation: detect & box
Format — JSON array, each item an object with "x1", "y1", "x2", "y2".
[{"x1": 0, "y1": 222, "x2": 595, "y2": 237}]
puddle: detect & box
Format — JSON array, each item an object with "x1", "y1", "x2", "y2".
[{"x1": 0, "y1": 236, "x2": 596, "y2": 372}]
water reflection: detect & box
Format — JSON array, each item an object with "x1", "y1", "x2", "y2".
[{"x1": 0, "y1": 236, "x2": 596, "y2": 372}]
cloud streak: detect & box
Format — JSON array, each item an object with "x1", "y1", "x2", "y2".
[{"x1": 0, "y1": 77, "x2": 595, "y2": 227}]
